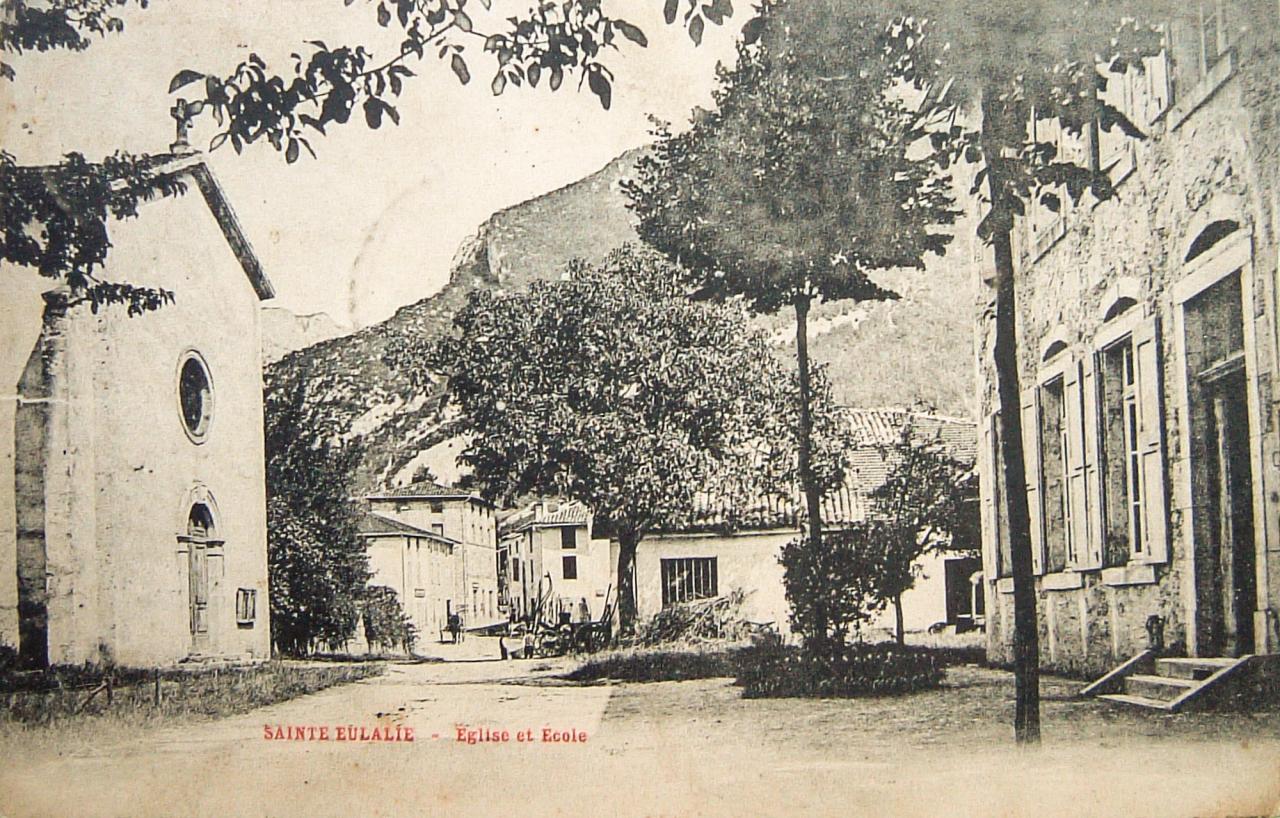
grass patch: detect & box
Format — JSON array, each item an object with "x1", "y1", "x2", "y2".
[
  {"x1": 564, "y1": 645, "x2": 746, "y2": 683},
  {"x1": 1, "y1": 660, "x2": 384, "y2": 726}
]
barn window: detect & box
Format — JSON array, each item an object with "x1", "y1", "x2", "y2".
[
  {"x1": 660, "y1": 557, "x2": 718, "y2": 607},
  {"x1": 177, "y1": 352, "x2": 213, "y2": 442}
]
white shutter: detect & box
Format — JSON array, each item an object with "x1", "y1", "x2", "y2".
[
  {"x1": 1143, "y1": 51, "x2": 1171, "y2": 123},
  {"x1": 980, "y1": 417, "x2": 997, "y2": 580},
  {"x1": 1079, "y1": 353, "x2": 1104, "y2": 569},
  {"x1": 1020, "y1": 387, "x2": 1045, "y2": 575},
  {"x1": 1133, "y1": 317, "x2": 1169, "y2": 564},
  {"x1": 1063, "y1": 360, "x2": 1088, "y2": 568}
]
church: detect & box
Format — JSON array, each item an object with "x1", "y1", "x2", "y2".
[{"x1": 1, "y1": 150, "x2": 274, "y2": 667}]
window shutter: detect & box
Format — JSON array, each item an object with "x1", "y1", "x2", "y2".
[
  {"x1": 1133, "y1": 316, "x2": 1169, "y2": 564},
  {"x1": 1143, "y1": 51, "x2": 1171, "y2": 123},
  {"x1": 1063, "y1": 360, "x2": 1089, "y2": 568},
  {"x1": 980, "y1": 414, "x2": 999, "y2": 580},
  {"x1": 1020, "y1": 387, "x2": 1045, "y2": 575},
  {"x1": 1078, "y1": 353, "x2": 1104, "y2": 569}
]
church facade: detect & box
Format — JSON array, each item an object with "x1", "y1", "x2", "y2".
[{"x1": 3, "y1": 154, "x2": 274, "y2": 667}]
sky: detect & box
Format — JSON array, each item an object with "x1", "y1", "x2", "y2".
[{"x1": 2, "y1": 0, "x2": 742, "y2": 327}]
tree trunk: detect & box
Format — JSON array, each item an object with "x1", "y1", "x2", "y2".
[
  {"x1": 894, "y1": 594, "x2": 905, "y2": 646},
  {"x1": 615, "y1": 530, "x2": 639, "y2": 636},
  {"x1": 794, "y1": 294, "x2": 829, "y2": 649},
  {"x1": 982, "y1": 94, "x2": 1041, "y2": 745}
]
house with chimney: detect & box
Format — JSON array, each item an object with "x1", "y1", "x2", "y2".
[
  {"x1": 499, "y1": 500, "x2": 613, "y2": 625},
  {"x1": 974, "y1": 4, "x2": 1280, "y2": 706},
  {"x1": 360, "y1": 480, "x2": 501, "y2": 639},
  {"x1": 2, "y1": 152, "x2": 274, "y2": 667}
]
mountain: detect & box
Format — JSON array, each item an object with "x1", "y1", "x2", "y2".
[
  {"x1": 260, "y1": 307, "x2": 348, "y2": 364},
  {"x1": 265, "y1": 147, "x2": 976, "y2": 495}
]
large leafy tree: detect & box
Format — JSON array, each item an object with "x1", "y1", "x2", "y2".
[
  {"x1": 409, "y1": 245, "x2": 844, "y2": 632},
  {"x1": 266, "y1": 379, "x2": 371, "y2": 655},
  {"x1": 624, "y1": 6, "x2": 958, "y2": 645},
  {"x1": 0, "y1": 0, "x2": 734, "y2": 313}
]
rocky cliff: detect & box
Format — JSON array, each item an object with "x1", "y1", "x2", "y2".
[{"x1": 265, "y1": 147, "x2": 976, "y2": 495}]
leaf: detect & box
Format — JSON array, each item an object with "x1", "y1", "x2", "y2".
[
  {"x1": 168, "y1": 69, "x2": 205, "y2": 93},
  {"x1": 588, "y1": 67, "x2": 611, "y2": 110},
  {"x1": 740, "y1": 16, "x2": 764, "y2": 45},
  {"x1": 454, "y1": 9, "x2": 473, "y2": 32},
  {"x1": 492, "y1": 72, "x2": 508, "y2": 96},
  {"x1": 688, "y1": 16, "x2": 704, "y2": 46},
  {"x1": 377, "y1": 2, "x2": 390, "y2": 26},
  {"x1": 209, "y1": 132, "x2": 229, "y2": 151},
  {"x1": 286, "y1": 138, "x2": 300, "y2": 164},
  {"x1": 364, "y1": 97, "x2": 384, "y2": 129},
  {"x1": 550, "y1": 65, "x2": 564, "y2": 91},
  {"x1": 663, "y1": 0, "x2": 679, "y2": 25},
  {"x1": 527, "y1": 63, "x2": 541, "y2": 88},
  {"x1": 616, "y1": 20, "x2": 648, "y2": 47},
  {"x1": 451, "y1": 54, "x2": 470, "y2": 85}
]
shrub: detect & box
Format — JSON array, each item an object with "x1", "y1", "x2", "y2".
[
  {"x1": 362, "y1": 586, "x2": 417, "y2": 655},
  {"x1": 633, "y1": 590, "x2": 752, "y2": 645},
  {"x1": 779, "y1": 526, "x2": 885, "y2": 656},
  {"x1": 564, "y1": 645, "x2": 746, "y2": 683},
  {"x1": 734, "y1": 642, "x2": 944, "y2": 698}
]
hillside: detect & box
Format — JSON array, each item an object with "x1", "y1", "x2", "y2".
[{"x1": 265, "y1": 148, "x2": 976, "y2": 494}]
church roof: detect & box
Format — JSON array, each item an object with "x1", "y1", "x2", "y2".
[{"x1": 21, "y1": 152, "x2": 275, "y2": 301}]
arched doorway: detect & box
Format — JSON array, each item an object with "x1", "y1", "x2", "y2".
[{"x1": 186, "y1": 503, "x2": 216, "y2": 652}]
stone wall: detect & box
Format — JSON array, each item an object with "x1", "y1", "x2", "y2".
[{"x1": 979, "y1": 55, "x2": 1280, "y2": 675}]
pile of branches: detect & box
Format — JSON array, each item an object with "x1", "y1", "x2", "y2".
[{"x1": 635, "y1": 589, "x2": 752, "y2": 646}]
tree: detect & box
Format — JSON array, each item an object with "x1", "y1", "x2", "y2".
[
  {"x1": 1, "y1": 0, "x2": 736, "y2": 312},
  {"x1": 408, "y1": 244, "x2": 840, "y2": 633},
  {"x1": 624, "y1": 6, "x2": 958, "y2": 644},
  {"x1": 757, "y1": 0, "x2": 1201, "y2": 744},
  {"x1": 779, "y1": 522, "x2": 884, "y2": 658},
  {"x1": 266, "y1": 378, "x2": 371, "y2": 655},
  {"x1": 864, "y1": 421, "x2": 976, "y2": 645}
]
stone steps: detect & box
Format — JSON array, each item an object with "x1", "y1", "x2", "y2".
[{"x1": 1085, "y1": 653, "x2": 1255, "y2": 712}]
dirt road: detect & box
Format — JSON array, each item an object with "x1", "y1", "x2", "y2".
[{"x1": 2, "y1": 647, "x2": 1278, "y2": 818}]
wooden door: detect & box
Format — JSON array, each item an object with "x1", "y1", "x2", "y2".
[
  {"x1": 1206, "y1": 368, "x2": 1256, "y2": 657},
  {"x1": 189, "y1": 541, "x2": 210, "y2": 650}
]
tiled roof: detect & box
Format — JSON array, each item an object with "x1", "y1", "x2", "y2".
[
  {"x1": 498, "y1": 500, "x2": 590, "y2": 537},
  {"x1": 367, "y1": 478, "x2": 489, "y2": 504},
  {"x1": 664, "y1": 409, "x2": 976, "y2": 534},
  {"x1": 356, "y1": 511, "x2": 455, "y2": 543}
]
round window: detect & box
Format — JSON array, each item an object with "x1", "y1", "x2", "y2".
[{"x1": 178, "y1": 352, "x2": 213, "y2": 442}]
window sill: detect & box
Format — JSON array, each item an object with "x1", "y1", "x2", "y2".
[
  {"x1": 1101, "y1": 562, "x2": 1158, "y2": 586},
  {"x1": 1041, "y1": 571, "x2": 1085, "y2": 591},
  {"x1": 996, "y1": 577, "x2": 1014, "y2": 595},
  {"x1": 1170, "y1": 51, "x2": 1235, "y2": 132}
]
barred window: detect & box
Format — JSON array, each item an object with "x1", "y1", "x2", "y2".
[{"x1": 660, "y1": 557, "x2": 718, "y2": 607}]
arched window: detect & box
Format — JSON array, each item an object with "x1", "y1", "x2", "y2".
[
  {"x1": 188, "y1": 503, "x2": 215, "y2": 539},
  {"x1": 1184, "y1": 219, "x2": 1240, "y2": 264}
]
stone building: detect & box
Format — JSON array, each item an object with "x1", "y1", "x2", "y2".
[
  {"x1": 976, "y1": 6, "x2": 1280, "y2": 675},
  {"x1": 499, "y1": 500, "x2": 613, "y2": 624},
  {"x1": 2, "y1": 154, "x2": 274, "y2": 667},
  {"x1": 362, "y1": 480, "x2": 501, "y2": 635}
]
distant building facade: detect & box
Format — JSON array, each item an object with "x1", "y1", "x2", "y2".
[
  {"x1": 635, "y1": 410, "x2": 979, "y2": 637},
  {"x1": 975, "y1": 7, "x2": 1280, "y2": 674},
  {"x1": 362, "y1": 480, "x2": 501, "y2": 636},
  {"x1": 2, "y1": 155, "x2": 274, "y2": 667},
  {"x1": 499, "y1": 501, "x2": 613, "y2": 624}
]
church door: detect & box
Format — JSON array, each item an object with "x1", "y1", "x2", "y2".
[{"x1": 187, "y1": 504, "x2": 214, "y2": 652}]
